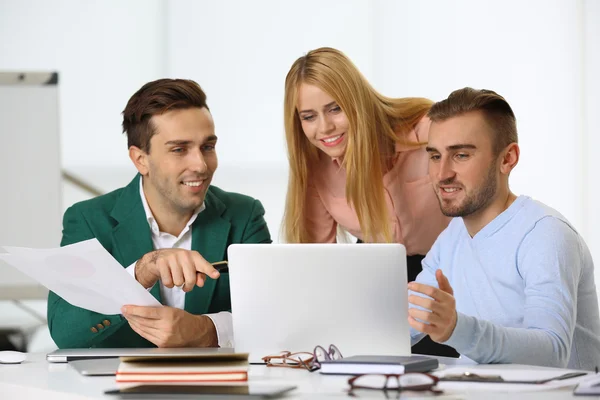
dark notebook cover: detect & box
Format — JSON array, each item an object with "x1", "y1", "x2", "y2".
[{"x1": 319, "y1": 355, "x2": 439, "y2": 375}]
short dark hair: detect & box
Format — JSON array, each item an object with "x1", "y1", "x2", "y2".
[
  {"x1": 428, "y1": 87, "x2": 518, "y2": 155},
  {"x1": 122, "y1": 78, "x2": 209, "y2": 152}
]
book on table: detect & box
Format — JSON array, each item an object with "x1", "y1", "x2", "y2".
[
  {"x1": 318, "y1": 355, "x2": 439, "y2": 375},
  {"x1": 115, "y1": 351, "x2": 249, "y2": 383}
]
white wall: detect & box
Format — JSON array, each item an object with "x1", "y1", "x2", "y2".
[
  {"x1": 0, "y1": 0, "x2": 166, "y2": 168},
  {"x1": 584, "y1": 0, "x2": 600, "y2": 290}
]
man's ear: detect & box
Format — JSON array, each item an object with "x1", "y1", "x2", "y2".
[
  {"x1": 129, "y1": 146, "x2": 149, "y2": 176},
  {"x1": 499, "y1": 143, "x2": 519, "y2": 175}
]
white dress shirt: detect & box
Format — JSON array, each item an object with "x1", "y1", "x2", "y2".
[{"x1": 126, "y1": 179, "x2": 233, "y2": 347}]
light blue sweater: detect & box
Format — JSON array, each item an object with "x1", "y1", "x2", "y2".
[{"x1": 411, "y1": 196, "x2": 600, "y2": 371}]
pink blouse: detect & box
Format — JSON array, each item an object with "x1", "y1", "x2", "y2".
[{"x1": 304, "y1": 117, "x2": 450, "y2": 255}]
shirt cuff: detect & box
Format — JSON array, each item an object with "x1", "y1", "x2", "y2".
[
  {"x1": 205, "y1": 311, "x2": 233, "y2": 348},
  {"x1": 126, "y1": 260, "x2": 154, "y2": 292}
]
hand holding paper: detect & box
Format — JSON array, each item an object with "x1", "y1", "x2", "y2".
[{"x1": 121, "y1": 305, "x2": 218, "y2": 347}]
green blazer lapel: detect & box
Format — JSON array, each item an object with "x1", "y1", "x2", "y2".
[
  {"x1": 109, "y1": 174, "x2": 161, "y2": 303},
  {"x1": 185, "y1": 189, "x2": 231, "y2": 315}
]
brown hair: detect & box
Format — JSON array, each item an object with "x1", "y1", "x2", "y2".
[
  {"x1": 428, "y1": 87, "x2": 518, "y2": 154},
  {"x1": 122, "y1": 78, "x2": 209, "y2": 152}
]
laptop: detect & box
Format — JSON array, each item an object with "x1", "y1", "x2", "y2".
[
  {"x1": 69, "y1": 358, "x2": 120, "y2": 376},
  {"x1": 227, "y1": 244, "x2": 411, "y2": 363},
  {"x1": 46, "y1": 347, "x2": 236, "y2": 363}
]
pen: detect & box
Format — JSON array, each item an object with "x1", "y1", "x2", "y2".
[
  {"x1": 211, "y1": 261, "x2": 228, "y2": 272},
  {"x1": 442, "y1": 371, "x2": 588, "y2": 384},
  {"x1": 195, "y1": 261, "x2": 228, "y2": 280}
]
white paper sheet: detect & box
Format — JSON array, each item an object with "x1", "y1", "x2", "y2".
[{"x1": 0, "y1": 239, "x2": 161, "y2": 314}]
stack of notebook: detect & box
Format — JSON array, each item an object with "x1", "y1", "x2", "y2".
[{"x1": 115, "y1": 351, "x2": 249, "y2": 383}]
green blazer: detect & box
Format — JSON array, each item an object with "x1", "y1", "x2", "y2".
[{"x1": 47, "y1": 175, "x2": 271, "y2": 349}]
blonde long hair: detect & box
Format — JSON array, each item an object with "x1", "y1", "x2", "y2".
[{"x1": 283, "y1": 47, "x2": 432, "y2": 243}]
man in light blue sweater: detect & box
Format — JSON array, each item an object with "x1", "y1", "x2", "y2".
[{"x1": 409, "y1": 87, "x2": 600, "y2": 371}]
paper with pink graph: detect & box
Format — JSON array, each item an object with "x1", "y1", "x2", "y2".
[{"x1": 0, "y1": 239, "x2": 160, "y2": 314}]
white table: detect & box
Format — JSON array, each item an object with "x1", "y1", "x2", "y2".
[{"x1": 0, "y1": 353, "x2": 593, "y2": 399}]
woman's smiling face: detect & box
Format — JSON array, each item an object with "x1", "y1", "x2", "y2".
[{"x1": 297, "y1": 83, "x2": 349, "y2": 159}]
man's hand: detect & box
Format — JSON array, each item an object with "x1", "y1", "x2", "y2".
[
  {"x1": 135, "y1": 249, "x2": 220, "y2": 291},
  {"x1": 121, "y1": 305, "x2": 218, "y2": 347},
  {"x1": 407, "y1": 269, "x2": 457, "y2": 343}
]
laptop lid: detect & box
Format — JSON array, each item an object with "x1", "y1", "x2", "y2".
[
  {"x1": 46, "y1": 347, "x2": 236, "y2": 363},
  {"x1": 227, "y1": 244, "x2": 410, "y2": 363}
]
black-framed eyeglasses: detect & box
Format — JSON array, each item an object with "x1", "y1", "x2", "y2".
[
  {"x1": 348, "y1": 373, "x2": 442, "y2": 395},
  {"x1": 313, "y1": 344, "x2": 343, "y2": 368}
]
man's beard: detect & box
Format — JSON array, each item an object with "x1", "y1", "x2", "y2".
[{"x1": 437, "y1": 165, "x2": 498, "y2": 218}]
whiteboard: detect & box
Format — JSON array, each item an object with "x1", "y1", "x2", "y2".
[{"x1": 0, "y1": 72, "x2": 61, "y2": 299}]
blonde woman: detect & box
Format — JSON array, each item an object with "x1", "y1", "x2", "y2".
[{"x1": 283, "y1": 47, "x2": 455, "y2": 357}]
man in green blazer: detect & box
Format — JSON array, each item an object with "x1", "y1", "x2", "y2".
[{"x1": 47, "y1": 79, "x2": 271, "y2": 349}]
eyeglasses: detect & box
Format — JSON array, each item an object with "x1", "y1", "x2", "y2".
[
  {"x1": 313, "y1": 344, "x2": 343, "y2": 368},
  {"x1": 261, "y1": 351, "x2": 317, "y2": 371},
  {"x1": 348, "y1": 373, "x2": 442, "y2": 394},
  {"x1": 262, "y1": 344, "x2": 343, "y2": 372}
]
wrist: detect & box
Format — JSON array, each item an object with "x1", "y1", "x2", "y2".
[
  {"x1": 440, "y1": 310, "x2": 458, "y2": 343},
  {"x1": 194, "y1": 315, "x2": 218, "y2": 347},
  {"x1": 136, "y1": 251, "x2": 159, "y2": 289}
]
